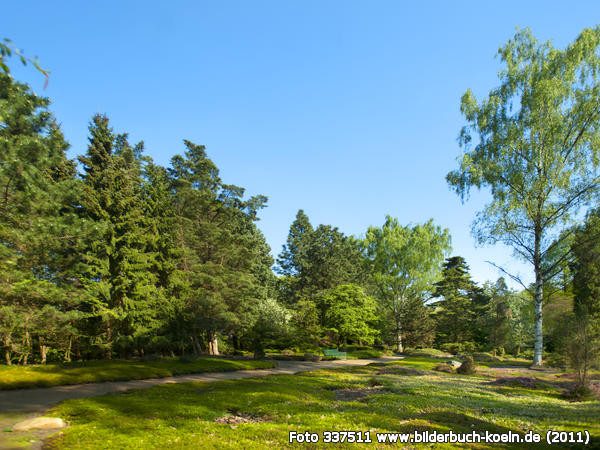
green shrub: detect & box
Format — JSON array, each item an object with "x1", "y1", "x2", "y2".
[
  {"x1": 462, "y1": 342, "x2": 477, "y2": 353},
  {"x1": 348, "y1": 349, "x2": 385, "y2": 359},
  {"x1": 345, "y1": 345, "x2": 372, "y2": 352},
  {"x1": 457, "y1": 356, "x2": 476, "y2": 375},
  {"x1": 440, "y1": 343, "x2": 463, "y2": 354},
  {"x1": 545, "y1": 353, "x2": 568, "y2": 369},
  {"x1": 178, "y1": 354, "x2": 197, "y2": 363},
  {"x1": 471, "y1": 352, "x2": 502, "y2": 363},
  {"x1": 404, "y1": 348, "x2": 452, "y2": 358}
]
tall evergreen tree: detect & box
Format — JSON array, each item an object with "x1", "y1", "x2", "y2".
[
  {"x1": 432, "y1": 257, "x2": 487, "y2": 345},
  {"x1": 170, "y1": 141, "x2": 272, "y2": 355},
  {"x1": 78, "y1": 114, "x2": 158, "y2": 358},
  {"x1": 0, "y1": 72, "x2": 85, "y2": 364},
  {"x1": 277, "y1": 210, "x2": 367, "y2": 305}
]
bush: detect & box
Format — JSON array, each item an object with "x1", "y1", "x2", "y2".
[
  {"x1": 462, "y1": 342, "x2": 477, "y2": 353},
  {"x1": 404, "y1": 348, "x2": 452, "y2": 358},
  {"x1": 470, "y1": 352, "x2": 502, "y2": 363},
  {"x1": 303, "y1": 353, "x2": 322, "y2": 362},
  {"x1": 348, "y1": 349, "x2": 385, "y2": 359},
  {"x1": 545, "y1": 353, "x2": 568, "y2": 369},
  {"x1": 457, "y1": 356, "x2": 476, "y2": 375},
  {"x1": 345, "y1": 345, "x2": 372, "y2": 352},
  {"x1": 217, "y1": 332, "x2": 234, "y2": 355},
  {"x1": 178, "y1": 354, "x2": 197, "y2": 363},
  {"x1": 440, "y1": 343, "x2": 462, "y2": 354}
]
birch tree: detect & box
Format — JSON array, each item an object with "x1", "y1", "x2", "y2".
[{"x1": 447, "y1": 27, "x2": 600, "y2": 365}]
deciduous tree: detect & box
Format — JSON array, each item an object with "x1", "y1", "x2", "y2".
[
  {"x1": 447, "y1": 27, "x2": 600, "y2": 365},
  {"x1": 363, "y1": 216, "x2": 451, "y2": 352}
]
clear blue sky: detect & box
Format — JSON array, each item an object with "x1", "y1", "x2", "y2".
[{"x1": 3, "y1": 1, "x2": 599, "y2": 287}]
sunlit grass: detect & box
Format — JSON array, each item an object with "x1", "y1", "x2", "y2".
[
  {"x1": 0, "y1": 358, "x2": 275, "y2": 390},
  {"x1": 42, "y1": 356, "x2": 600, "y2": 449}
]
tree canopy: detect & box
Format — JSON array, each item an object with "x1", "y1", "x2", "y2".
[
  {"x1": 363, "y1": 216, "x2": 451, "y2": 352},
  {"x1": 447, "y1": 27, "x2": 600, "y2": 365}
]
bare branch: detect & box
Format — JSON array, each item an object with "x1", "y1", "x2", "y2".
[{"x1": 485, "y1": 260, "x2": 534, "y2": 297}]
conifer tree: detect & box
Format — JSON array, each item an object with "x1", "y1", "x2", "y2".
[
  {"x1": 432, "y1": 257, "x2": 487, "y2": 344},
  {"x1": 0, "y1": 72, "x2": 85, "y2": 364},
  {"x1": 170, "y1": 141, "x2": 272, "y2": 355},
  {"x1": 79, "y1": 115, "x2": 158, "y2": 358}
]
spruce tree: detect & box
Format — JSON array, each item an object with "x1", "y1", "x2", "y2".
[{"x1": 79, "y1": 115, "x2": 158, "y2": 358}]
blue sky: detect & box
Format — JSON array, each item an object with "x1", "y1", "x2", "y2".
[{"x1": 3, "y1": 1, "x2": 599, "y2": 287}]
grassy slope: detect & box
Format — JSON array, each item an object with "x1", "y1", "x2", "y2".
[
  {"x1": 42, "y1": 356, "x2": 600, "y2": 449},
  {"x1": 0, "y1": 359, "x2": 275, "y2": 390}
]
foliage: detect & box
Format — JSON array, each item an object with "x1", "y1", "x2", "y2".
[
  {"x1": 432, "y1": 257, "x2": 488, "y2": 345},
  {"x1": 320, "y1": 284, "x2": 378, "y2": 347},
  {"x1": 482, "y1": 278, "x2": 534, "y2": 355},
  {"x1": 78, "y1": 115, "x2": 160, "y2": 359},
  {"x1": 447, "y1": 26, "x2": 600, "y2": 366},
  {"x1": 0, "y1": 72, "x2": 86, "y2": 365},
  {"x1": 363, "y1": 216, "x2": 451, "y2": 352},
  {"x1": 248, "y1": 299, "x2": 292, "y2": 357},
  {"x1": 456, "y1": 355, "x2": 476, "y2": 374},
  {"x1": 0, "y1": 38, "x2": 49, "y2": 87},
  {"x1": 566, "y1": 211, "x2": 600, "y2": 388},
  {"x1": 277, "y1": 210, "x2": 367, "y2": 305}
]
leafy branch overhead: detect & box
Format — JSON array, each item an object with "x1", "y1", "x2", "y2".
[
  {"x1": 0, "y1": 38, "x2": 49, "y2": 88},
  {"x1": 447, "y1": 26, "x2": 600, "y2": 365}
]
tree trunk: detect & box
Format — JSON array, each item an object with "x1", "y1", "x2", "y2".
[
  {"x1": 40, "y1": 344, "x2": 48, "y2": 365},
  {"x1": 394, "y1": 298, "x2": 403, "y2": 353},
  {"x1": 4, "y1": 338, "x2": 11, "y2": 365},
  {"x1": 106, "y1": 322, "x2": 112, "y2": 360},
  {"x1": 395, "y1": 313, "x2": 403, "y2": 353},
  {"x1": 191, "y1": 336, "x2": 201, "y2": 355},
  {"x1": 64, "y1": 336, "x2": 72, "y2": 363},
  {"x1": 207, "y1": 332, "x2": 219, "y2": 356},
  {"x1": 396, "y1": 330, "x2": 403, "y2": 353},
  {"x1": 22, "y1": 329, "x2": 30, "y2": 365},
  {"x1": 533, "y1": 234, "x2": 544, "y2": 366}
]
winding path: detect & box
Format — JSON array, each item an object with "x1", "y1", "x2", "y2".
[{"x1": 0, "y1": 356, "x2": 403, "y2": 413}]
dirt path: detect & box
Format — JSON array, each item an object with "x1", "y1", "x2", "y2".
[{"x1": 0, "y1": 357, "x2": 402, "y2": 414}]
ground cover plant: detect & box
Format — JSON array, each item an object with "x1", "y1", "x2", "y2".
[
  {"x1": 33, "y1": 356, "x2": 600, "y2": 449},
  {"x1": 0, "y1": 358, "x2": 275, "y2": 390}
]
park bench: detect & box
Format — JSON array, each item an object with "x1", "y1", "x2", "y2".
[{"x1": 322, "y1": 348, "x2": 347, "y2": 359}]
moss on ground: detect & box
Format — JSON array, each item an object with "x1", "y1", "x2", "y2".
[
  {"x1": 39, "y1": 356, "x2": 600, "y2": 449},
  {"x1": 0, "y1": 358, "x2": 275, "y2": 390}
]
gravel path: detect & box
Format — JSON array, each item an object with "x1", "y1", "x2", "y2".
[{"x1": 0, "y1": 356, "x2": 403, "y2": 414}]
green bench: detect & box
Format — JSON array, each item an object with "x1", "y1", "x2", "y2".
[{"x1": 322, "y1": 348, "x2": 347, "y2": 359}]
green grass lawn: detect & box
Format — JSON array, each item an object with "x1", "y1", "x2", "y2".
[
  {"x1": 36, "y1": 356, "x2": 600, "y2": 449},
  {"x1": 0, "y1": 358, "x2": 275, "y2": 390}
]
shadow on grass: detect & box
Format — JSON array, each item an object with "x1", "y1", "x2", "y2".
[{"x1": 46, "y1": 364, "x2": 600, "y2": 448}]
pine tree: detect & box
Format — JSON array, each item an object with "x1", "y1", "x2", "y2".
[{"x1": 170, "y1": 141, "x2": 272, "y2": 355}]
